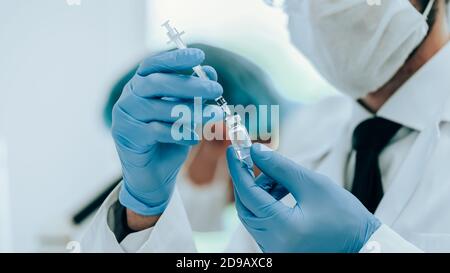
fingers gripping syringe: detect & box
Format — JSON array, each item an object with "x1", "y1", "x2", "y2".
[{"x1": 162, "y1": 20, "x2": 253, "y2": 168}]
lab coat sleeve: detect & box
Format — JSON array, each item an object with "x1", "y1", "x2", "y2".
[
  {"x1": 79, "y1": 183, "x2": 197, "y2": 253},
  {"x1": 360, "y1": 224, "x2": 423, "y2": 253}
]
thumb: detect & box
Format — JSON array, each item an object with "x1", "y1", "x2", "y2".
[
  {"x1": 250, "y1": 143, "x2": 319, "y2": 201},
  {"x1": 226, "y1": 146, "x2": 279, "y2": 217}
]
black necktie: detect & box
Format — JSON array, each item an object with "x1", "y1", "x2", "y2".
[{"x1": 351, "y1": 117, "x2": 402, "y2": 213}]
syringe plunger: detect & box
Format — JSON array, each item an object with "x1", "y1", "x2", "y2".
[
  {"x1": 161, "y1": 20, "x2": 253, "y2": 167},
  {"x1": 161, "y1": 20, "x2": 187, "y2": 49}
]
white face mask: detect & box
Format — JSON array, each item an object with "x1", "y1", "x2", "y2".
[{"x1": 284, "y1": 0, "x2": 435, "y2": 99}]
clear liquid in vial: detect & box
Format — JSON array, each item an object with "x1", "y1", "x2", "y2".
[{"x1": 226, "y1": 115, "x2": 253, "y2": 170}]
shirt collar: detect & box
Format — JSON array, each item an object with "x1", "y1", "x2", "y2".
[
  {"x1": 349, "y1": 100, "x2": 373, "y2": 134},
  {"x1": 375, "y1": 42, "x2": 450, "y2": 132}
]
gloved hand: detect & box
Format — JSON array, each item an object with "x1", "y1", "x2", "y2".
[
  {"x1": 112, "y1": 48, "x2": 223, "y2": 216},
  {"x1": 226, "y1": 143, "x2": 381, "y2": 253}
]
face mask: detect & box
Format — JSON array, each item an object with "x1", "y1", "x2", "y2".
[{"x1": 284, "y1": 0, "x2": 435, "y2": 99}]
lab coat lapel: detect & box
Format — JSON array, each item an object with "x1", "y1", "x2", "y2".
[
  {"x1": 375, "y1": 122, "x2": 440, "y2": 226},
  {"x1": 315, "y1": 128, "x2": 351, "y2": 187},
  {"x1": 313, "y1": 98, "x2": 370, "y2": 188},
  {"x1": 374, "y1": 44, "x2": 450, "y2": 225}
]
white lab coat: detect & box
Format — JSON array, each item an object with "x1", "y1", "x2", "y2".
[{"x1": 81, "y1": 43, "x2": 450, "y2": 253}]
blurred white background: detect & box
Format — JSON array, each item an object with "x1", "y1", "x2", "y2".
[
  {"x1": 147, "y1": 0, "x2": 335, "y2": 103},
  {"x1": 0, "y1": 0, "x2": 334, "y2": 252},
  {"x1": 0, "y1": 0, "x2": 148, "y2": 251}
]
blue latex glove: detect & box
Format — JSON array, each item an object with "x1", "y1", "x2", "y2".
[
  {"x1": 112, "y1": 48, "x2": 223, "y2": 216},
  {"x1": 226, "y1": 143, "x2": 381, "y2": 253}
]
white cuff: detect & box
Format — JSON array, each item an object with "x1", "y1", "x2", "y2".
[{"x1": 80, "y1": 183, "x2": 196, "y2": 253}]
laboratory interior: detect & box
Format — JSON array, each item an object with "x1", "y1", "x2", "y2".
[{"x1": 0, "y1": 0, "x2": 336, "y2": 252}]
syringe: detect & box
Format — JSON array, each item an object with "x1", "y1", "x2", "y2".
[
  {"x1": 162, "y1": 20, "x2": 253, "y2": 169},
  {"x1": 161, "y1": 20, "x2": 232, "y2": 117}
]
